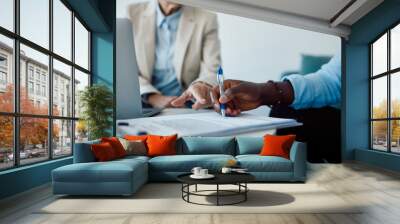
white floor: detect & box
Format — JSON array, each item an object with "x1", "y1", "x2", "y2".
[{"x1": 1, "y1": 162, "x2": 400, "y2": 224}]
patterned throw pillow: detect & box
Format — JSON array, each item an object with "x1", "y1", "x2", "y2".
[{"x1": 119, "y1": 138, "x2": 147, "y2": 156}]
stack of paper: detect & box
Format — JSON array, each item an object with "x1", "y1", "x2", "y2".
[{"x1": 117, "y1": 111, "x2": 301, "y2": 137}]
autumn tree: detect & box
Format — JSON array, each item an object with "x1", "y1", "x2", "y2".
[
  {"x1": 391, "y1": 100, "x2": 400, "y2": 143},
  {"x1": 372, "y1": 99, "x2": 400, "y2": 144},
  {"x1": 76, "y1": 119, "x2": 87, "y2": 142},
  {"x1": 372, "y1": 100, "x2": 388, "y2": 141},
  {"x1": 0, "y1": 85, "x2": 14, "y2": 151},
  {"x1": 0, "y1": 116, "x2": 12, "y2": 151},
  {"x1": 0, "y1": 84, "x2": 60, "y2": 154}
]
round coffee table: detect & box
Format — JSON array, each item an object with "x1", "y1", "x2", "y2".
[{"x1": 177, "y1": 173, "x2": 255, "y2": 206}]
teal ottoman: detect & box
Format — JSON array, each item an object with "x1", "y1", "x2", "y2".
[{"x1": 52, "y1": 156, "x2": 148, "y2": 196}]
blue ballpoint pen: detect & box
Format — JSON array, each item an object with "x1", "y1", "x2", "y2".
[{"x1": 217, "y1": 66, "x2": 226, "y2": 117}]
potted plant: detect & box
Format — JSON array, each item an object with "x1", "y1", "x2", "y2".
[{"x1": 79, "y1": 84, "x2": 113, "y2": 140}]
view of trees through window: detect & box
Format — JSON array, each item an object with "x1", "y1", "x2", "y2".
[
  {"x1": 0, "y1": 0, "x2": 91, "y2": 170},
  {"x1": 371, "y1": 23, "x2": 400, "y2": 153}
]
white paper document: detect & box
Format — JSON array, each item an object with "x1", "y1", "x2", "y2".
[{"x1": 117, "y1": 111, "x2": 301, "y2": 137}]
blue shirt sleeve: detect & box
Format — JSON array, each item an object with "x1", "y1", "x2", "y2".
[{"x1": 282, "y1": 54, "x2": 341, "y2": 109}]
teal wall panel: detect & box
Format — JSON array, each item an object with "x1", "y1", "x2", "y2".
[
  {"x1": 66, "y1": 0, "x2": 110, "y2": 32},
  {"x1": 91, "y1": 0, "x2": 115, "y2": 134},
  {"x1": 343, "y1": 44, "x2": 369, "y2": 160},
  {"x1": 91, "y1": 32, "x2": 115, "y2": 135},
  {"x1": 355, "y1": 149, "x2": 400, "y2": 172},
  {"x1": 0, "y1": 158, "x2": 72, "y2": 199},
  {"x1": 92, "y1": 33, "x2": 114, "y2": 88}
]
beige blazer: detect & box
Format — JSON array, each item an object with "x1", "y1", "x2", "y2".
[{"x1": 128, "y1": 1, "x2": 221, "y2": 95}]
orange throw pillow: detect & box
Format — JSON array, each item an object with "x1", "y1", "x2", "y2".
[
  {"x1": 259, "y1": 134, "x2": 296, "y2": 159},
  {"x1": 146, "y1": 134, "x2": 177, "y2": 157},
  {"x1": 101, "y1": 137, "x2": 127, "y2": 158},
  {"x1": 124, "y1": 135, "x2": 148, "y2": 141},
  {"x1": 91, "y1": 142, "x2": 117, "y2": 162}
]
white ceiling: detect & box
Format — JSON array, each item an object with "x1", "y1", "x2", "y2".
[
  {"x1": 225, "y1": 0, "x2": 352, "y2": 21},
  {"x1": 171, "y1": 0, "x2": 384, "y2": 38}
]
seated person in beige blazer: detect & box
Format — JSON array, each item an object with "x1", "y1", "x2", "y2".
[{"x1": 129, "y1": 0, "x2": 221, "y2": 109}]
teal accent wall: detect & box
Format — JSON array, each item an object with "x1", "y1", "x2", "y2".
[
  {"x1": 66, "y1": 0, "x2": 110, "y2": 32},
  {"x1": 0, "y1": 158, "x2": 72, "y2": 199},
  {"x1": 343, "y1": 44, "x2": 369, "y2": 159},
  {"x1": 70, "y1": 0, "x2": 116, "y2": 132},
  {"x1": 91, "y1": 32, "x2": 115, "y2": 136},
  {"x1": 91, "y1": 0, "x2": 116, "y2": 135},
  {"x1": 92, "y1": 33, "x2": 114, "y2": 89},
  {"x1": 344, "y1": 0, "x2": 400, "y2": 171},
  {"x1": 0, "y1": 0, "x2": 116, "y2": 200},
  {"x1": 355, "y1": 149, "x2": 400, "y2": 172}
]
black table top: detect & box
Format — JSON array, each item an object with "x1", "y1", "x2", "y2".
[{"x1": 177, "y1": 173, "x2": 255, "y2": 185}]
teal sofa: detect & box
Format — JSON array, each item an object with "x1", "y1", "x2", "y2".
[{"x1": 52, "y1": 137, "x2": 307, "y2": 196}]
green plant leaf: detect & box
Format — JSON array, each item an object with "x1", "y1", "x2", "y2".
[{"x1": 79, "y1": 84, "x2": 113, "y2": 140}]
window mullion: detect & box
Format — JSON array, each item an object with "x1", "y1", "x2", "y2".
[
  {"x1": 13, "y1": 0, "x2": 21, "y2": 167},
  {"x1": 71, "y1": 11, "x2": 76, "y2": 155},
  {"x1": 388, "y1": 30, "x2": 391, "y2": 152},
  {"x1": 88, "y1": 31, "x2": 91, "y2": 76},
  {"x1": 49, "y1": 0, "x2": 54, "y2": 160},
  {"x1": 370, "y1": 45, "x2": 373, "y2": 149}
]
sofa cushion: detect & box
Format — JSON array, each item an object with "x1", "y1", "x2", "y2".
[
  {"x1": 300, "y1": 54, "x2": 332, "y2": 75},
  {"x1": 149, "y1": 154, "x2": 235, "y2": 172},
  {"x1": 236, "y1": 137, "x2": 263, "y2": 155},
  {"x1": 53, "y1": 158, "x2": 148, "y2": 183},
  {"x1": 178, "y1": 137, "x2": 236, "y2": 155},
  {"x1": 115, "y1": 155, "x2": 150, "y2": 163},
  {"x1": 236, "y1": 155, "x2": 293, "y2": 172}
]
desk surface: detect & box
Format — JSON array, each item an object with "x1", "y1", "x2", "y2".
[{"x1": 116, "y1": 107, "x2": 295, "y2": 137}]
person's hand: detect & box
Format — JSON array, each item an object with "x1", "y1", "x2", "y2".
[
  {"x1": 211, "y1": 79, "x2": 295, "y2": 116},
  {"x1": 171, "y1": 82, "x2": 213, "y2": 109},
  {"x1": 210, "y1": 80, "x2": 265, "y2": 116},
  {"x1": 148, "y1": 94, "x2": 178, "y2": 109}
]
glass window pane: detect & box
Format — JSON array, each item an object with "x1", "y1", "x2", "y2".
[
  {"x1": 0, "y1": 0, "x2": 14, "y2": 31},
  {"x1": 372, "y1": 33, "x2": 387, "y2": 76},
  {"x1": 75, "y1": 18, "x2": 89, "y2": 70},
  {"x1": 0, "y1": 35, "x2": 14, "y2": 112},
  {"x1": 391, "y1": 24, "x2": 400, "y2": 70},
  {"x1": 74, "y1": 69, "x2": 89, "y2": 118},
  {"x1": 20, "y1": 44, "x2": 49, "y2": 115},
  {"x1": 372, "y1": 121, "x2": 388, "y2": 151},
  {"x1": 391, "y1": 120, "x2": 400, "y2": 153},
  {"x1": 53, "y1": 119, "x2": 72, "y2": 158},
  {"x1": 75, "y1": 120, "x2": 88, "y2": 143},
  {"x1": 372, "y1": 77, "x2": 387, "y2": 119},
  {"x1": 20, "y1": 117, "x2": 49, "y2": 165},
  {"x1": 53, "y1": 0, "x2": 72, "y2": 60},
  {"x1": 20, "y1": 0, "x2": 49, "y2": 49},
  {"x1": 0, "y1": 116, "x2": 14, "y2": 170},
  {"x1": 53, "y1": 59, "x2": 72, "y2": 117},
  {"x1": 391, "y1": 72, "x2": 400, "y2": 118}
]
